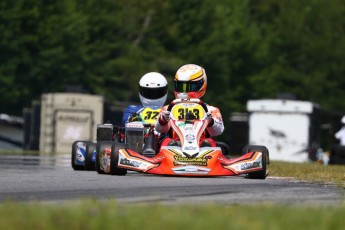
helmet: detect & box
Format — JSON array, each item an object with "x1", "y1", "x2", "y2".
[
  {"x1": 174, "y1": 64, "x2": 207, "y2": 99},
  {"x1": 139, "y1": 72, "x2": 168, "y2": 108}
]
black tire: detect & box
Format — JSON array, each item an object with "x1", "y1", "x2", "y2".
[
  {"x1": 95, "y1": 141, "x2": 114, "y2": 174},
  {"x1": 97, "y1": 125, "x2": 113, "y2": 141},
  {"x1": 329, "y1": 145, "x2": 345, "y2": 165},
  {"x1": 84, "y1": 142, "x2": 96, "y2": 171},
  {"x1": 242, "y1": 145, "x2": 269, "y2": 179},
  {"x1": 95, "y1": 148, "x2": 104, "y2": 174},
  {"x1": 71, "y1": 141, "x2": 87, "y2": 171},
  {"x1": 110, "y1": 143, "x2": 127, "y2": 175},
  {"x1": 216, "y1": 141, "x2": 230, "y2": 156}
]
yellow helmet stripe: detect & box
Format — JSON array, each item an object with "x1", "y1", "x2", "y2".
[{"x1": 189, "y1": 69, "x2": 204, "y2": 81}]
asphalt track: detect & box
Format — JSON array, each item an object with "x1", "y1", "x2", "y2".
[{"x1": 0, "y1": 154, "x2": 344, "y2": 205}]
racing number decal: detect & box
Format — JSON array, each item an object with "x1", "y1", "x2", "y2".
[
  {"x1": 177, "y1": 108, "x2": 200, "y2": 120},
  {"x1": 141, "y1": 108, "x2": 161, "y2": 124},
  {"x1": 171, "y1": 104, "x2": 205, "y2": 120},
  {"x1": 144, "y1": 111, "x2": 159, "y2": 120}
]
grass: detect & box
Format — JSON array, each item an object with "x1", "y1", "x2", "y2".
[
  {"x1": 269, "y1": 161, "x2": 345, "y2": 185},
  {"x1": 1, "y1": 200, "x2": 345, "y2": 230}
]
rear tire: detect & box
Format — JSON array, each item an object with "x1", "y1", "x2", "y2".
[
  {"x1": 95, "y1": 148, "x2": 104, "y2": 174},
  {"x1": 97, "y1": 124, "x2": 114, "y2": 141},
  {"x1": 110, "y1": 143, "x2": 127, "y2": 175},
  {"x1": 84, "y1": 142, "x2": 96, "y2": 171},
  {"x1": 242, "y1": 145, "x2": 269, "y2": 179},
  {"x1": 71, "y1": 141, "x2": 87, "y2": 171},
  {"x1": 95, "y1": 141, "x2": 114, "y2": 174},
  {"x1": 329, "y1": 145, "x2": 345, "y2": 165}
]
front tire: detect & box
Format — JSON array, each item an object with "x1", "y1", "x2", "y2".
[
  {"x1": 84, "y1": 142, "x2": 96, "y2": 171},
  {"x1": 71, "y1": 141, "x2": 87, "y2": 171},
  {"x1": 242, "y1": 145, "x2": 269, "y2": 179},
  {"x1": 110, "y1": 143, "x2": 127, "y2": 175},
  {"x1": 95, "y1": 141, "x2": 114, "y2": 174}
]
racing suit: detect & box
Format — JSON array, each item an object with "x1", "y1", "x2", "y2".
[
  {"x1": 155, "y1": 103, "x2": 224, "y2": 147},
  {"x1": 122, "y1": 105, "x2": 144, "y2": 127}
]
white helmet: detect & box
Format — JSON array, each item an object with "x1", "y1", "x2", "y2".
[{"x1": 139, "y1": 72, "x2": 168, "y2": 108}]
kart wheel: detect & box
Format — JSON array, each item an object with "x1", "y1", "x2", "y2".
[
  {"x1": 95, "y1": 148, "x2": 104, "y2": 174},
  {"x1": 95, "y1": 141, "x2": 114, "y2": 174},
  {"x1": 97, "y1": 124, "x2": 114, "y2": 141},
  {"x1": 84, "y1": 142, "x2": 96, "y2": 171},
  {"x1": 329, "y1": 145, "x2": 345, "y2": 165},
  {"x1": 242, "y1": 145, "x2": 269, "y2": 179},
  {"x1": 110, "y1": 143, "x2": 127, "y2": 175},
  {"x1": 71, "y1": 141, "x2": 86, "y2": 171}
]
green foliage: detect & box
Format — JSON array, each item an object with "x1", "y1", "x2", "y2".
[
  {"x1": 1, "y1": 199, "x2": 345, "y2": 230},
  {"x1": 1, "y1": 0, "x2": 344, "y2": 119}
]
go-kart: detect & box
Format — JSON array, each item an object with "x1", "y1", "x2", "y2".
[
  {"x1": 71, "y1": 106, "x2": 162, "y2": 172},
  {"x1": 95, "y1": 113, "x2": 161, "y2": 174},
  {"x1": 71, "y1": 123, "x2": 115, "y2": 171},
  {"x1": 100, "y1": 98, "x2": 269, "y2": 178}
]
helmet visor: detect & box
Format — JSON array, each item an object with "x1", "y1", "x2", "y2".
[
  {"x1": 174, "y1": 79, "x2": 204, "y2": 93},
  {"x1": 139, "y1": 86, "x2": 167, "y2": 99}
]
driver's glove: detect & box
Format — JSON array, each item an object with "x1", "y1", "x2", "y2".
[
  {"x1": 158, "y1": 110, "x2": 170, "y2": 125},
  {"x1": 129, "y1": 113, "x2": 141, "y2": 122},
  {"x1": 206, "y1": 112, "x2": 214, "y2": 127},
  {"x1": 161, "y1": 110, "x2": 170, "y2": 122}
]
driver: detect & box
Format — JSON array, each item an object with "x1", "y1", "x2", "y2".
[
  {"x1": 115, "y1": 72, "x2": 168, "y2": 152},
  {"x1": 122, "y1": 72, "x2": 168, "y2": 127},
  {"x1": 155, "y1": 64, "x2": 224, "y2": 147}
]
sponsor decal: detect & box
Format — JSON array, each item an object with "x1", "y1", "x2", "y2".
[
  {"x1": 184, "y1": 146, "x2": 197, "y2": 151},
  {"x1": 173, "y1": 155, "x2": 208, "y2": 166},
  {"x1": 178, "y1": 123, "x2": 185, "y2": 127},
  {"x1": 101, "y1": 155, "x2": 109, "y2": 171},
  {"x1": 120, "y1": 158, "x2": 142, "y2": 168},
  {"x1": 76, "y1": 151, "x2": 85, "y2": 164},
  {"x1": 240, "y1": 161, "x2": 261, "y2": 170},
  {"x1": 180, "y1": 103, "x2": 195, "y2": 107},
  {"x1": 185, "y1": 134, "x2": 195, "y2": 142},
  {"x1": 91, "y1": 150, "x2": 96, "y2": 162},
  {"x1": 126, "y1": 122, "x2": 144, "y2": 129},
  {"x1": 100, "y1": 149, "x2": 111, "y2": 172},
  {"x1": 172, "y1": 166, "x2": 211, "y2": 174},
  {"x1": 76, "y1": 143, "x2": 86, "y2": 164}
]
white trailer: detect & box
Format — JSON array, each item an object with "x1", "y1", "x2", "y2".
[
  {"x1": 39, "y1": 93, "x2": 104, "y2": 154},
  {"x1": 247, "y1": 99, "x2": 319, "y2": 163}
]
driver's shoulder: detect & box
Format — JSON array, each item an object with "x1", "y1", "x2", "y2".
[
  {"x1": 124, "y1": 104, "x2": 143, "y2": 113},
  {"x1": 205, "y1": 104, "x2": 220, "y2": 112}
]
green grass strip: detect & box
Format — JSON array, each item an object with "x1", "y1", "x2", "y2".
[{"x1": 1, "y1": 200, "x2": 345, "y2": 230}]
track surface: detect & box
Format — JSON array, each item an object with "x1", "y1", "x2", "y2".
[{"x1": 0, "y1": 154, "x2": 344, "y2": 205}]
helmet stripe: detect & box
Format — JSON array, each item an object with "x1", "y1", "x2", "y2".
[{"x1": 189, "y1": 69, "x2": 204, "y2": 81}]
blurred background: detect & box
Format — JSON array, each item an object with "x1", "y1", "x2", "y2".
[{"x1": 1, "y1": 0, "x2": 344, "y2": 163}]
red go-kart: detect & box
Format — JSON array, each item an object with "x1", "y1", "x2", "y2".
[{"x1": 97, "y1": 99, "x2": 269, "y2": 179}]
